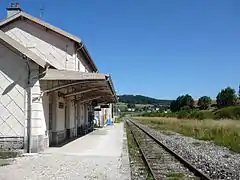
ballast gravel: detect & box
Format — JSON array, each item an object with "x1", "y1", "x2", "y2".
[{"x1": 135, "y1": 121, "x2": 240, "y2": 180}]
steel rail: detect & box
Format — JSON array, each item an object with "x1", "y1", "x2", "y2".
[
  {"x1": 126, "y1": 120, "x2": 156, "y2": 179},
  {"x1": 128, "y1": 119, "x2": 211, "y2": 180}
]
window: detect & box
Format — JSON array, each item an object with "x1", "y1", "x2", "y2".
[{"x1": 59, "y1": 102, "x2": 64, "y2": 109}]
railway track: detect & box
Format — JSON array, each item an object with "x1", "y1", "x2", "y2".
[{"x1": 126, "y1": 119, "x2": 211, "y2": 180}]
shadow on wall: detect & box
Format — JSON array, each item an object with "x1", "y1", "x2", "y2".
[{"x1": 0, "y1": 43, "x2": 38, "y2": 94}]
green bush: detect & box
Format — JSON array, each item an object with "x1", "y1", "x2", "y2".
[
  {"x1": 195, "y1": 111, "x2": 205, "y2": 120},
  {"x1": 191, "y1": 110, "x2": 214, "y2": 120},
  {"x1": 139, "y1": 107, "x2": 240, "y2": 120},
  {"x1": 214, "y1": 106, "x2": 240, "y2": 120},
  {"x1": 176, "y1": 110, "x2": 190, "y2": 119}
]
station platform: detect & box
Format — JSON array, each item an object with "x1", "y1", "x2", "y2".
[
  {"x1": 44, "y1": 123, "x2": 124, "y2": 156},
  {"x1": 0, "y1": 123, "x2": 131, "y2": 180}
]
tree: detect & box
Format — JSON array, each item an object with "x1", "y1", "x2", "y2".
[
  {"x1": 170, "y1": 100, "x2": 178, "y2": 112},
  {"x1": 216, "y1": 87, "x2": 237, "y2": 108},
  {"x1": 238, "y1": 85, "x2": 240, "y2": 98},
  {"x1": 170, "y1": 94, "x2": 194, "y2": 112},
  {"x1": 127, "y1": 103, "x2": 135, "y2": 109},
  {"x1": 197, "y1": 96, "x2": 212, "y2": 110},
  {"x1": 181, "y1": 94, "x2": 194, "y2": 109}
]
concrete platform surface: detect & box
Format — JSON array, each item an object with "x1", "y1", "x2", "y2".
[{"x1": 0, "y1": 123, "x2": 131, "y2": 180}]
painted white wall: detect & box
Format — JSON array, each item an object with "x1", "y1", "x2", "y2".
[
  {"x1": 0, "y1": 43, "x2": 27, "y2": 137},
  {"x1": 55, "y1": 97, "x2": 65, "y2": 131},
  {"x1": 42, "y1": 93, "x2": 49, "y2": 131},
  {"x1": 31, "y1": 78, "x2": 47, "y2": 136},
  {"x1": 76, "y1": 52, "x2": 92, "y2": 72},
  {"x1": 1, "y1": 19, "x2": 93, "y2": 72},
  {"x1": 79, "y1": 103, "x2": 85, "y2": 126},
  {"x1": 66, "y1": 99, "x2": 75, "y2": 129},
  {"x1": 0, "y1": 42, "x2": 48, "y2": 139}
]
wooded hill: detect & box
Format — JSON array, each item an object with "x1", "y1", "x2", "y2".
[{"x1": 118, "y1": 95, "x2": 172, "y2": 105}]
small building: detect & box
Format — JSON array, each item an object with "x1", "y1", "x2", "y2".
[{"x1": 0, "y1": 3, "x2": 117, "y2": 153}]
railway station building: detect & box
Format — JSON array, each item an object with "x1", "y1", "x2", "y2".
[{"x1": 0, "y1": 3, "x2": 117, "y2": 153}]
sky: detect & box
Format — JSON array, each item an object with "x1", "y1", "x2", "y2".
[{"x1": 0, "y1": 0, "x2": 240, "y2": 100}]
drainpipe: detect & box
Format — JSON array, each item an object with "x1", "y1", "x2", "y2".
[{"x1": 26, "y1": 58, "x2": 32, "y2": 153}]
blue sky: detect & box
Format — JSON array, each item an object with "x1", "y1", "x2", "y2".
[{"x1": 0, "y1": 0, "x2": 240, "y2": 100}]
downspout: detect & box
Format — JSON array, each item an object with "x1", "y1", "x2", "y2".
[
  {"x1": 77, "y1": 42, "x2": 98, "y2": 73},
  {"x1": 26, "y1": 58, "x2": 32, "y2": 153}
]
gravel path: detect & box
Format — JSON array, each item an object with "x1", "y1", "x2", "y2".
[
  {"x1": 136, "y1": 120, "x2": 240, "y2": 180},
  {"x1": 0, "y1": 154, "x2": 123, "y2": 180},
  {"x1": 0, "y1": 123, "x2": 130, "y2": 180}
]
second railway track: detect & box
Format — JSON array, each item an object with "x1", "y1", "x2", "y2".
[{"x1": 126, "y1": 119, "x2": 211, "y2": 180}]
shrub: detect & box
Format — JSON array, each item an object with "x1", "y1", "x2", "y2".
[
  {"x1": 195, "y1": 111, "x2": 205, "y2": 120},
  {"x1": 214, "y1": 106, "x2": 240, "y2": 120},
  {"x1": 177, "y1": 110, "x2": 190, "y2": 119}
]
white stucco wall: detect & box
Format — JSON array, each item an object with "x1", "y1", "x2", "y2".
[
  {"x1": 0, "y1": 43, "x2": 27, "y2": 137},
  {"x1": 31, "y1": 77, "x2": 47, "y2": 136},
  {"x1": 66, "y1": 99, "x2": 75, "y2": 129},
  {"x1": 1, "y1": 19, "x2": 92, "y2": 72},
  {"x1": 42, "y1": 93, "x2": 49, "y2": 131},
  {"x1": 55, "y1": 97, "x2": 65, "y2": 131},
  {"x1": 76, "y1": 52, "x2": 92, "y2": 72},
  {"x1": 79, "y1": 103, "x2": 85, "y2": 126},
  {"x1": 0, "y1": 43, "x2": 48, "y2": 139}
]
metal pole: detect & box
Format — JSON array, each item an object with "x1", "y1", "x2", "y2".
[
  {"x1": 27, "y1": 87, "x2": 32, "y2": 153},
  {"x1": 26, "y1": 59, "x2": 32, "y2": 153}
]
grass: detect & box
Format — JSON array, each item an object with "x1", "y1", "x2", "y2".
[
  {"x1": 114, "y1": 117, "x2": 124, "y2": 123},
  {"x1": 166, "y1": 172, "x2": 185, "y2": 180},
  {"x1": 134, "y1": 117, "x2": 240, "y2": 153}
]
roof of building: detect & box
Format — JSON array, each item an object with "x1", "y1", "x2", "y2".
[
  {"x1": 0, "y1": 30, "x2": 49, "y2": 68},
  {"x1": 0, "y1": 11, "x2": 98, "y2": 72},
  {"x1": 41, "y1": 68, "x2": 118, "y2": 103},
  {"x1": 41, "y1": 69, "x2": 108, "y2": 81}
]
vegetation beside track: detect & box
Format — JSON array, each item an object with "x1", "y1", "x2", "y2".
[
  {"x1": 134, "y1": 117, "x2": 240, "y2": 153},
  {"x1": 126, "y1": 122, "x2": 153, "y2": 180},
  {"x1": 140, "y1": 106, "x2": 240, "y2": 120}
]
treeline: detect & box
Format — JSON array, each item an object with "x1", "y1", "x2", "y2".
[
  {"x1": 118, "y1": 95, "x2": 172, "y2": 105},
  {"x1": 142, "y1": 86, "x2": 240, "y2": 120}
]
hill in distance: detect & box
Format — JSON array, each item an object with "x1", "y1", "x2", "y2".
[{"x1": 118, "y1": 95, "x2": 172, "y2": 105}]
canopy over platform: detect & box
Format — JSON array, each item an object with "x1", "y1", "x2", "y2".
[{"x1": 41, "y1": 69, "x2": 117, "y2": 104}]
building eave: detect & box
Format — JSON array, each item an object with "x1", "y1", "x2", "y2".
[
  {"x1": 0, "y1": 11, "x2": 98, "y2": 72},
  {"x1": 0, "y1": 30, "x2": 49, "y2": 68}
]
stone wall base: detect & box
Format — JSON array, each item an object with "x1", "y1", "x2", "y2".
[
  {"x1": 51, "y1": 130, "x2": 66, "y2": 146},
  {"x1": 0, "y1": 137, "x2": 24, "y2": 150},
  {"x1": 66, "y1": 128, "x2": 76, "y2": 139}
]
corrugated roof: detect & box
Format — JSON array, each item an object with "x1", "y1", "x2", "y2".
[
  {"x1": 0, "y1": 30, "x2": 48, "y2": 68},
  {"x1": 0, "y1": 11, "x2": 98, "y2": 72}
]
